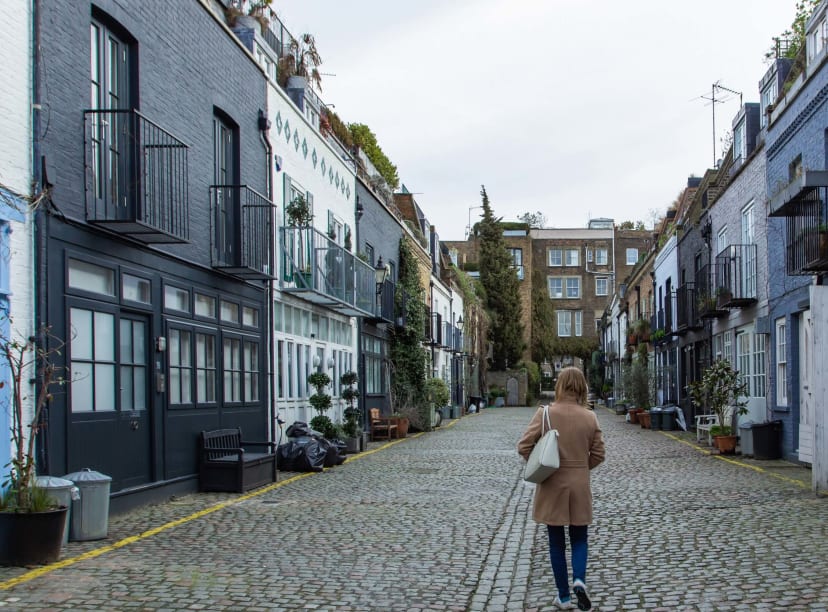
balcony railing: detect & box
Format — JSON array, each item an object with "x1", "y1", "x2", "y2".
[
  {"x1": 280, "y1": 226, "x2": 375, "y2": 316},
  {"x1": 695, "y1": 264, "x2": 728, "y2": 318},
  {"x1": 429, "y1": 312, "x2": 443, "y2": 345},
  {"x1": 84, "y1": 109, "x2": 189, "y2": 243},
  {"x1": 675, "y1": 283, "x2": 702, "y2": 333},
  {"x1": 715, "y1": 244, "x2": 758, "y2": 307},
  {"x1": 769, "y1": 172, "x2": 828, "y2": 274},
  {"x1": 210, "y1": 185, "x2": 275, "y2": 279}
]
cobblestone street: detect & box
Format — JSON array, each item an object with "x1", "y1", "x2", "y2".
[{"x1": 0, "y1": 407, "x2": 825, "y2": 611}]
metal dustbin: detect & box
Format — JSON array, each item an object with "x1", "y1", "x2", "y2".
[
  {"x1": 34, "y1": 476, "x2": 79, "y2": 546},
  {"x1": 62, "y1": 469, "x2": 112, "y2": 541},
  {"x1": 649, "y1": 406, "x2": 663, "y2": 430},
  {"x1": 661, "y1": 406, "x2": 678, "y2": 431},
  {"x1": 752, "y1": 420, "x2": 783, "y2": 460},
  {"x1": 739, "y1": 421, "x2": 755, "y2": 457}
]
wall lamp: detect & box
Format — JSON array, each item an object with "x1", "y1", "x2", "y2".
[{"x1": 375, "y1": 256, "x2": 390, "y2": 295}]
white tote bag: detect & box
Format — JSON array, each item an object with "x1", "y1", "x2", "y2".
[{"x1": 523, "y1": 405, "x2": 560, "y2": 484}]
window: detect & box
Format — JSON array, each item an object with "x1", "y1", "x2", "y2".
[
  {"x1": 595, "y1": 248, "x2": 608, "y2": 265},
  {"x1": 213, "y1": 112, "x2": 239, "y2": 265},
  {"x1": 223, "y1": 337, "x2": 241, "y2": 403},
  {"x1": 575, "y1": 311, "x2": 583, "y2": 337},
  {"x1": 195, "y1": 333, "x2": 217, "y2": 404},
  {"x1": 286, "y1": 341, "x2": 295, "y2": 398},
  {"x1": 741, "y1": 202, "x2": 757, "y2": 298},
  {"x1": 194, "y1": 293, "x2": 216, "y2": 319},
  {"x1": 120, "y1": 318, "x2": 148, "y2": 412},
  {"x1": 70, "y1": 308, "x2": 116, "y2": 412},
  {"x1": 586, "y1": 248, "x2": 593, "y2": 263},
  {"x1": 364, "y1": 243, "x2": 375, "y2": 266},
  {"x1": 164, "y1": 285, "x2": 190, "y2": 313},
  {"x1": 220, "y1": 300, "x2": 239, "y2": 324},
  {"x1": 717, "y1": 228, "x2": 728, "y2": 256},
  {"x1": 548, "y1": 277, "x2": 563, "y2": 299},
  {"x1": 242, "y1": 306, "x2": 259, "y2": 328},
  {"x1": 733, "y1": 119, "x2": 746, "y2": 161},
  {"x1": 565, "y1": 249, "x2": 579, "y2": 266},
  {"x1": 752, "y1": 333, "x2": 766, "y2": 398},
  {"x1": 625, "y1": 248, "x2": 638, "y2": 265},
  {"x1": 363, "y1": 335, "x2": 385, "y2": 394},
  {"x1": 557, "y1": 311, "x2": 571, "y2": 337},
  {"x1": 595, "y1": 277, "x2": 609, "y2": 296},
  {"x1": 509, "y1": 248, "x2": 523, "y2": 279},
  {"x1": 69, "y1": 258, "x2": 115, "y2": 296},
  {"x1": 776, "y1": 318, "x2": 787, "y2": 406},
  {"x1": 168, "y1": 328, "x2": 193, "y2": 405},
  {"x1": 548, "y1": 249, "x2": 562, "y2": 266},
  {"x1": 122, "y1": 274, "x2": 151, "y2": 304},
  {"x1": 243, "y1": 340, "x2": 259, "y2": 402},
  {"x1": 760, "y1": 80, "x2": 777, "y2": 128},
  {"x1": 566, "y1": 277, "x2": 580, "y2": 298}
]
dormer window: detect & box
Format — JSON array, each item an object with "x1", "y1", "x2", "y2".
[
  {"x1": 760, "y1": 80, "x2": 777, "y2": 128},
  {"x1": 733, "y1": 118, "x2": 746, "y2": 162},
  {"x1": 807, "y1": 10, "x2": 828, "y2": 65}
]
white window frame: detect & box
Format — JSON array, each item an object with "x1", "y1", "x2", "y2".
[
  {"x1": 565, "y1": 249, "x2": 579, "y2": 267},
  {"x1": 565, "y1": 277, "x2": 580, "y2": 298},
  {"x1": 548, "y1": 249, "x2": 562, "y2": 266},
  {"x1": 595, "y1": 248, "x2": 608, "y2": 265},
  {"x1": 557, "y1": 311, "x2": 571, "y2": 337},
  {"x1": 575, "y1": 311, "x2": 583, "y2": 337},
  {"x1": 595, "y1": 277, "x2": 609, "y2": 296},
  {"x1": 626, "y1": 248, "x2": 638, "y2": 265},
  {"x1": 548, "y1": 277, "x2": 563, "y2": 299},
  {"x1": 776, "y1": 318, "x2": 787, "y2": 406}
]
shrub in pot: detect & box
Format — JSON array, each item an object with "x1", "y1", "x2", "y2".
[{"x1": 688, "y1": 359, "x2": 748, "y2": 453}]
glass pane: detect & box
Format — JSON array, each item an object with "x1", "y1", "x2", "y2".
[
  {"x1": 181, "y1": 368, "x2": 192, "y2": 404},
  {"x1": 220, "y1": 301, "x2": 239, "y2": 323},
  {"x1": 243, "y1": 306, "x2": 258, "y2": 327},
  {"x1": 120, "y1": 366, "x2": 134, "y2": 411},
  {"x1": 119, "y1": 319, "x2": 131, "y2": 362},
  {"x1": 95, "y1": 363, "x2": 116, "y2": 411},
  {"x1": 71, "y1": 308, "x2": 93, "y2": 360},
  {"x1": 122, "y1": 274, "x2": 151, "y2": 304},
  {"x1": 170, "y1": 368, "x2": 181, "y2": 404},
  {"x1": 133, "y1": 321, "x2": 145, "y2": 363},
  {"x1": 205, "y1": 371, "x2": 216, "y2": 402},
  {"x1": 169, "y1": 329, "x2": 181, "y2": 366},
  {"x1": 194, "y1": 293, "x2": 216, "y2": 318},
  {"x1": 68, "y1": 259, "x2": 115, "y2": 296},
  {"x1": 71, "y1": 363, "x2": 93, "y2": 412},
  {"x1": 133, "y1": 367, "x2": 146, "y2": 410},
  {"x1": 94, "y1": 312, "x2": 115, "y2": 361},
  {"x1": 164, "y1": 286, "x2": 190, "y2": 312},
  {"x1": 180, "y1": 331, "x2": 192, "y2": 366}
]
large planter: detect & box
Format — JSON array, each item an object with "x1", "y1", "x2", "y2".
[
  {"x1": 639, "y1": 411, "x2": 651, "y2": 429},
  {"x1": 390, "y1": 416, "x2": 409, "y2": 438},
  {"x1": 0, "y1": 506, "x2": 68, "y2": 566},
  {"x1": 714, "y1": 435, "x2": 737, "y2": 454},
  {"x1": 344, "y1": 436, "x2": 360, "y2": 454},
  {"x1": 628, "y1": 408, "x2": 640, "y2": 424}
]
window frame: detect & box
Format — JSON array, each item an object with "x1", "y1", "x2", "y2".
[
  {"x1": 776, "y1": 318, "x2": 788, "y2": 407},
  {"x1": 625, "y1": 248, "x2": 639, "y2": 265},
  {"x1": 548, "y1": 249, "x2": 562, "y2": 267}
]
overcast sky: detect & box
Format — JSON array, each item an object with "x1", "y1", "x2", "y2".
[{"x1": 274, "y1": 0, "x2": 797, "y2": 240}]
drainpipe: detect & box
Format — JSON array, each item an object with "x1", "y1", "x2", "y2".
[
  {"x1": 32, "y1": 0, "x2": 51, "y2": 473},
  {"x1": 258, "y1": 110, "x2": 276, "y2": 439}
]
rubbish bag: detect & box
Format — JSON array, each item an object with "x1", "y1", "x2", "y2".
[
  {"x1": 276, "y1": 437, "x2": 326, "y2": 472},
  {"x1": 286, "y1": 421, "x2": 313, "y2": 438},
  {"x1": 317, "y1": 437, "x2": 346, "y2": 467}
]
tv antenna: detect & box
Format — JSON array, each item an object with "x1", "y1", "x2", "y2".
[{"x1": 698, "y1": 81, "x2": 742, "y2": 166}]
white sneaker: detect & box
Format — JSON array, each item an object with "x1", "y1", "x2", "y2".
[
  {"x1": 572, "y1": 579, "x2": 592, "y2": 611},
  {"x1": 552, "y1": 595, "x2": 574, "y2": 609}
]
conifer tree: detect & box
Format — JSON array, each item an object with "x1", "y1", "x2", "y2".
[
  {"x1": 531, "y1": 268, "x2": 556, "y2": 363},
  {"x1": 478, "y1": 186, "x2": 525, "y2": 369}
]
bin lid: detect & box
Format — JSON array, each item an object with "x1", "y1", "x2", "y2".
[
  {"x1": 650, "y1": 406, "x2": 663, "y2": 413},
  {"x1": 739, "y1": 420, "x2": 754, "y2": 429},
  {"x1": 62, "y1": 468, "x2": 112, "y2": 483},
  {"x1": 34, "y1": 475, "x2": 75, "y2": 488}
]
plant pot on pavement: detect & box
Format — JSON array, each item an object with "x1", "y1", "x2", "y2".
[
  {"x1": 714, "y1": 435, "x2": 737, "y2": 454},
  {"x1": 639, "y1": 411, "x2": 651, "y2": 429},
  {"x1": 0, "y1": 506, "x2": 68, "y2": 566}
]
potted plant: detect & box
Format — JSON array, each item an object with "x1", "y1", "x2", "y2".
[
  {"x1": 307, "y1": 371, "x2": 335, "y2": 439},
  {"x1": 622, "y1": 359, "x2": 650, "y2": 425},
  {"x1": 340, "y1": 371, "x2": 361, "y2": 453},
  {"x1": 426, "y1": 377, "x2": 450, "y2": 421},
  {"x1": 277, "y1": 32, "x2": 323, "y2": 92},
  {"x1": 285, "y1": 194, "x2": 314, "y2": 285},
  {"x1": 226, "y1": 0, "x2": 272, "y2": 34},
  {"x1": 688, "y1": 359, "x2": 748, "y2": 454},
  {"x1": 0, "y1": 324, "x2": 69, "y2": 566},
  {"x1": 285, "y1": 193, "x2": 313, "y2": 227}
]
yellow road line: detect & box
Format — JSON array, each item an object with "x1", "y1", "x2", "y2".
[
  {"x1": 660, "y1": 431, "x2": 809, "y2": 489},
  {"x1": 1, "y1": 435, "x2": 412, "y2": 591}
]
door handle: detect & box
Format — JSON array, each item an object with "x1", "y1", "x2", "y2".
[{"x1": 130, "y1": 420, "x2": 139, "y2": 431}]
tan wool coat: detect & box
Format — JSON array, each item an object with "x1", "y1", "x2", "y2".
[{"x1": 517, "y1": 400, "x2": 605, "y2": 526}]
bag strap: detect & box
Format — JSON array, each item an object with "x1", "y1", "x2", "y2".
[{"x1": 541, "y1": 405, "x2": 552, "y2": 435}]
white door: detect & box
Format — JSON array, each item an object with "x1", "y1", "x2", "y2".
[{"x1": 799, "y1": 310, "x2": 814, "y2": 463}]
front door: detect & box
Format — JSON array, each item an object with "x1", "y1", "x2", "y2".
[
  {"x1": 798, "y1": 310, "x2": 814, "y2": 463},
  {"x1": 68, "y1": 301, "x2": 152, "y2": 491}
]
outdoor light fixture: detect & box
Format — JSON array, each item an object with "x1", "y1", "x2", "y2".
[
  {"x1": 456, "y1": 316, "x2": 463, "y2": 329},
  {"x1": 356, "y1": 199, "x2": 364, "y2": 221},
  {"x1": 375, "y1": 256, "x2": 389, "y2": 295}
]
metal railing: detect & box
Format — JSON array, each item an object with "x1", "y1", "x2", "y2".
[
  {"x1": 84, "y1": 109, "x2": 189, "y2": 243},
  {"x1": 210, "y1": 185, "x2": 274, "y2": 279},
  {"x1": 715, "y1": 244, "x2": 758, "y2": 306},
  {"x1": 676, "y1": 283, "x2": 701, "y2": 331}
]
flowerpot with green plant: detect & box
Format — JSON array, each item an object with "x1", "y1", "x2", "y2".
[
  {"x1": 285, "y1": 193, "x2": 314, "y2": 283},
  {"x1": 308, "y1": 371, "x2": 336, "y2": 439},
  {"x1": 277, "y1": 32, "x2": 323, "y2": 92},
  {"x1": 340, "y1": 371, "x2": 360, "y2": 453},
  {"x1": 0, "y1": 324, "x2": 70, "y2": 566},
  {"x1": 688, "y1": 359, "x2": 748, "y2": 455}
]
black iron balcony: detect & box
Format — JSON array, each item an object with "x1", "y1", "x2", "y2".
[
  {"x1": 769, "y1": 171, "x2": 828, "y2": 274},
  {"x1": 675, "y1": 283, "x2": 703, "y2": 333},
  {"x1": 210, "y1": 185, "x2": 275, "y2": 279},
  {"x1": 365, "y1": 278, "x2": 395, "y2": 325},
  {"x1": 84, "y1": 109, "x2": 189, "y2": 243},
  {"x1": 695, "y1": 264, "x2": 728, "y2": 318},
  {"x1": 715, "y1": 244, "x2": 758, "y2": 307},
  {"x1": 280, "y1": 226, "x2": 375, "y2": 316},
  {"x1": 430, "y1": 312, "x2": 443, "y2": 345}
]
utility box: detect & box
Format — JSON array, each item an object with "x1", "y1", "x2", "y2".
[
  {"x1": 34, "y1": 476, "x2": 79, "y2": 546},
  {"x1": 62, "y1": 469, "x2": 112, "y2": 541}
]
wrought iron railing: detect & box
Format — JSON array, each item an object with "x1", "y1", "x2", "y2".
[
  {"x1": 84, "y1": 109, "x2": 189, "y2": 243},
  {"x1": 676, "y1": 283, "x2": 702, "y2": 332},
  {"x1": 210, "y1": 185, "x2": 274, "y2": 279},
  {"x1": 695, "y1": 263, "x2": 727, "y2": 318},
  {"x1": 715, "y1": 244, "x2": 758, "y2": 306}
]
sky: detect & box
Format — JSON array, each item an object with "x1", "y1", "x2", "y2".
[{"x1": 274, "y1": 0, "x2": 798, "y2": 240}]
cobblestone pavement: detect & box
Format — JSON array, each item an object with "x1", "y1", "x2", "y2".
[{"x1": 1, "y1": 407, "x2": 826, "y2": 611}]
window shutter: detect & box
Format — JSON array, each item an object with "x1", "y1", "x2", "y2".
[
  {"x1": 306, "y1": 191, "x2": 314, "y2": 223},
  {"x1": 282, "y1": 173, "x2": 291, "y2": 223}
]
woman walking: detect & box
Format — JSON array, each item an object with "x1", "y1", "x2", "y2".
[{"x1": 517, "y1": 367, "x2": 605, "y2": 610}]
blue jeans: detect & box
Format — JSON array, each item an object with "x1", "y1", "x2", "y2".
[{"x1": 546, "y1": 525, "x2": 588, "y2": 600}]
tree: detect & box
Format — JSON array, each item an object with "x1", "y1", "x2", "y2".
[
  {"x1": 766, "y1": 0, "x2": 821, "y2": 61},
  {"x1": 478, "y1": 186, "x2": 525, "y2": 370},
  {"x1": 530, "y1": 269, "x2": 556, "y2": 363},
  {"x1": 518, "y1": 211, "x2": 547, "y2": 228},
  {"x1": 349, "y1": 123, "x2": 399, "y2": 190}
]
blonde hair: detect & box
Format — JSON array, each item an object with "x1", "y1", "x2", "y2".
[{"x1": 554, "y1": 367, "x2": 588, "y2": 405}]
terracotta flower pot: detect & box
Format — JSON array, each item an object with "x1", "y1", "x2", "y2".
[
  {"x1": 639, "y1": 411, "x2": 651, "y2": 429},
  {"x1": 714, "y1": 434, "x2": 737, "y2": 454},
  {"x1": 628, "y1": 408, "x2": 640, "y2": 424}
]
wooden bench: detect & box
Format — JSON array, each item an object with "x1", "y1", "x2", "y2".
[
  {"x1": 369, "y1": 408, "x2": 398, "y2": 441},
  {"x1": 199, "y1": 428, "x2": 277, "y2": 493}
]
